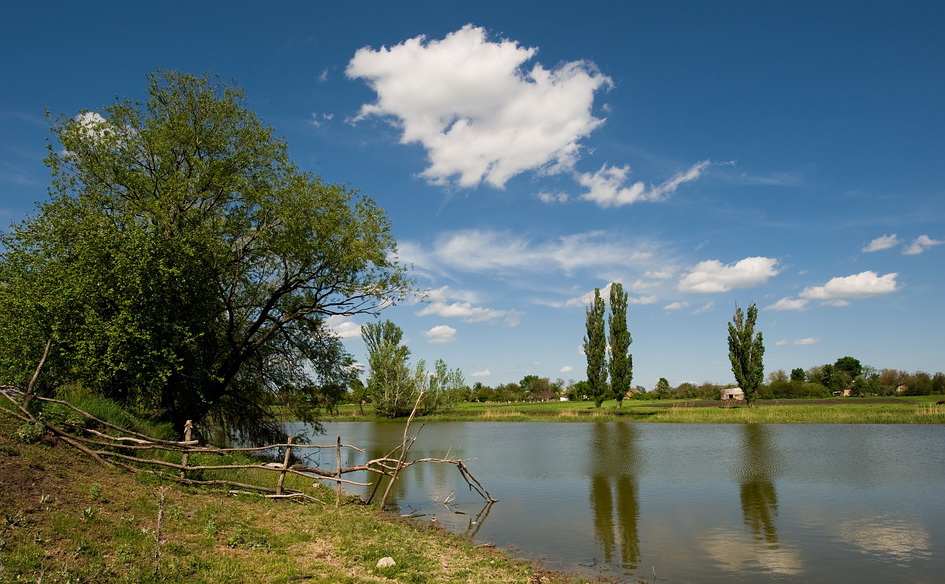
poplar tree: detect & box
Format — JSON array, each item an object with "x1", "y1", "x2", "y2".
[
  {"x1": 608, "y1": 283, "x2": 632, "y2": 407},
  {"x1": 727, "y1": 303, "x2": 765, "y2": 405},
  {"x1": 584, "y1": 288, "x2": 608, "y2": 407}
]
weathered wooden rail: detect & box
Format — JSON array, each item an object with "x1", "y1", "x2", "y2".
[{"x1": 1, "y1": 386, "x2": 494, "y2": 506}]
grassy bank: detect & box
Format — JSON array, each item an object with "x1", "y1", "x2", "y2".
[
  {"x1": 0, "y1": 414, "x2": 583, "y2": 584},
  {"x1": 324, "y1": 396, "x2": 945, "y2": 424}
]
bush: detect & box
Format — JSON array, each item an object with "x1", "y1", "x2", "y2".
[{"x1": 15, "y1": 422, "x2": 45, "y2": 444}]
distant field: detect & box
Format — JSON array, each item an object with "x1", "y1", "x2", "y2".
[{"x1": 324, "y1": 396, "x2": 945, "y2": 424}]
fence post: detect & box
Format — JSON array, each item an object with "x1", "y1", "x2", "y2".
[
  {"x1": 180, "y1": 420, "x2": 192, "y2": 480},
  {"x1": 276, "y1": 436, "x2": 293, "y2": 496},
  {"x1": 335, "y1": 435, "x2": 342, "y2": 506}
]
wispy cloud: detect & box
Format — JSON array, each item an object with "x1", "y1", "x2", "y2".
[
  {"x1": 536, "y1": 191, "x2": 569, "y2": 204},
  {"x1": 577, "y1": 160, "x2": 709, "y2": 208},
  {"x1": 678, "y1": 257, "x2": 780, "y2": 293},
  {"x1": 768, "y1": 297, "x2": 809, "y2": 311},
  {"x1": 560, "y1": 282, "x2": 659, "y2": 309},
  {"x1": 903, "y1": 234, "x2": 943, "y2": 255},
  {"x1": 691, "y1": 301, "x2": 715, "y2": 315},
  {"x1": 862, "y1": 234, "x2": 900, "y2": 253},
  {"x1": 629, "y1": 295, "x2": 658, "y2": 305},
  {"x1": 401, "y1": 229, "x2": 660, "y2": 278},
  {"x1": 416, "y1": 286, "x2": 521, "y2": 325},
  {"x1": 347, "y1": 24, "x2": 612, "y2": 188}
]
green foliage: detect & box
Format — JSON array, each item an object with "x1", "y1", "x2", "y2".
[
  {"x1": 15, "y1": 422, "x2": 46, "y2": 444},
  {"x1": 362, "y1": 320, "x2": 416, "y2": 418},
  {"x1": 834, "y1": 356, "x2": 863, "y2": 379},
  {"x1": 0, "y1": 71, "x2": 409, "y2": 440},
  {"x1": 653, "y1": 378, "x2": 671, "y2": 399},
  {"x1": 727, "y1": 303, "x2": 765, "y2": 405},
  {"x1": 584, "y1": 288, "x2": 608, "y2": 407},
  {"x1": 607, "y1": 282, "x2": 632, "y2": 406},
  {"x1": 417, "y1": 358, "x2": 465, "y2": 414}
]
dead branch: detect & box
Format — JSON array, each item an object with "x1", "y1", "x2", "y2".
[
  {"x1": 1, "y1": 385, "x2": 493, "y2": 506},
  {"x1": 23, "y1": 337, "x2": 52, "y2": 411},
  {"x1": 379, "y1": 389, "x2": 426, "y2": 508}
]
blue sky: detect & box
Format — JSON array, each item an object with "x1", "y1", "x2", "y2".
[{"x1": 2, "y1": 1, "x2": 944, "y2": 389}]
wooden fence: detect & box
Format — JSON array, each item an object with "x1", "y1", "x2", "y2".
[{"x1": 1, "y1": 386, "x2": 494, "y2": 507}]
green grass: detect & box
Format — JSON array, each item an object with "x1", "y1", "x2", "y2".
[
  {"x1": 324, "y1": 395, "x2": 945, "y2": 424},
  {"x1": 0, "y1": 412, "x2": 584, "y2": 584}
]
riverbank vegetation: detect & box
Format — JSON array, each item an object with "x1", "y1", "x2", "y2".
[
  {"x1": 322, "y1": 395, "x2": 945, "y2": 424},
  {"x1": 0, "y1": 407, "x2": 583, "y2": 584}
]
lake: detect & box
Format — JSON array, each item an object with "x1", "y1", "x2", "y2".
[{"x1": 288, "y1": 421, "x2": 945, "y2": 583}]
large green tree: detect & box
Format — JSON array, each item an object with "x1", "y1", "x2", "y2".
[
  {"x1": 607, "y1": 283, "x2": 633, "y2": 407},
  {"x1": 727, "y1": 303, "x2": 765, "y2": 405},
  {"x1": 584, "y1": 287, "x2": 608, "y2": 407},
  {"x1": 0, "y1": 71, "x2": 409, "y2": 439}
]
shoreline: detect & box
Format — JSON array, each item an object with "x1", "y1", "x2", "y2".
[{"x1": 319, "y1": 395, "x2": 945, "y2": 424}]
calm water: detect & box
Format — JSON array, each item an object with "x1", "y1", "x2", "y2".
[{"x1": 289, "y1": 422, "x2": 945, "y2": 583}]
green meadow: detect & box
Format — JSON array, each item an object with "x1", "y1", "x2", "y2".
[{"x1": 324, "y1": 396, "x2": 945, "y2": 424}]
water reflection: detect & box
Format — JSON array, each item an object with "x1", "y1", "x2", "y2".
[
  {"x1": 588, "y1": 423, "x2": 640, "y2": 571},
  {"x1": 307, "y1": 421, "x2": 945, "y2": 584},
  {"x1": 834, "y1": 517, "x2": 932, "y2": 564},
  {"x1": 737, "y1": 424, "x2": 780, "y2": 544}
]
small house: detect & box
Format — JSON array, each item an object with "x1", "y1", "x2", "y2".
[{"x1": 721, "y1": 387, "x2": 744, "y2": 401}]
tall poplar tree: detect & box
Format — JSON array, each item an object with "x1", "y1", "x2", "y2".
[
  {"x1": 608, "y1": 283, "x2": 633, "y2": 407},
  {"x1": 727, "y1": 303, "x2": 765, "y2": 405},
  {"x1": 584, "y1": 288, "x2": 608, "y2": 407}
]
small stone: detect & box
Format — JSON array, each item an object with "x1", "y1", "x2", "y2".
[{"x1": 376, "y1": 557, "x2": 396, "y2": 568}]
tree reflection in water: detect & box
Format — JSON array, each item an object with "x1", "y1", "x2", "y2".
[
  {"x1": 737, "y1": 423, "x2": 779, "y2": 544},
  {"x1": 589, "y1": 422, "x2": 640, "y2": 571}
]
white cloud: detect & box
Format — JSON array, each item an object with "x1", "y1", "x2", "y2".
[
  {"x1": 310, "y1": 112, "x2": 334, "y2": 128},
  {"x1": 423, "y1": 324, "x2": 457, "y2": 343},
  {"x1": 800, "y1": 271, "x2": 899, "y2": 303},
  {"x1": 903, "y1": 234, "x2": 943, "y2": 255},
  {"x1": 416, "y1": 286, "x2": 521, "y2": 325},
  {"x1": 691, "y1": 301, "x2": 715, "y2": 314},
  {"x1": 72, "y1": 111, "x2": 135, "y2": 148},
  {"x1": 560, "y1": 365, "x2": 574, "y2": 374},
  {"x1": 775, "y1": 337, "x2": 819, "y2": 345},
  {"x1": 862, "y1": 234, "x2": 899, "y2": 253},
  {"x1": 471, "y1": 369, "x2": 492, "y2": 377},
  {"x1": 406, "y1": 229, "x2": 658, "y2": 277},
  {"x1": 577, "y1": 160, "x2": 709, "y2": 208},
  {"x1": 664, "y1": 301, "x2": 689, "y2": 311},
  {"x1": 347, "y1": 24, "x2": 612, "y2": 188},
  {"x1": 767, "y1": 297, "x2": 809, "y2": 311},
  {"x1": 326, "y1": 315, "x2": 362, "y2": 339},
  {"x1": 629, "y1": 295, "x2": 658, "y2": 305},
  {"x1": 562, "y1": 282, "x2": 657, "y2": 309},
  {"x1": 537, "y1": 191, "x2": 569, "y2": 204},
  {"x1": 564, "y1": 282, "x2": 615, "y2": 308},
  {"x1": 678, "y1": 257, "x2": 780, "y2": 293}
]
